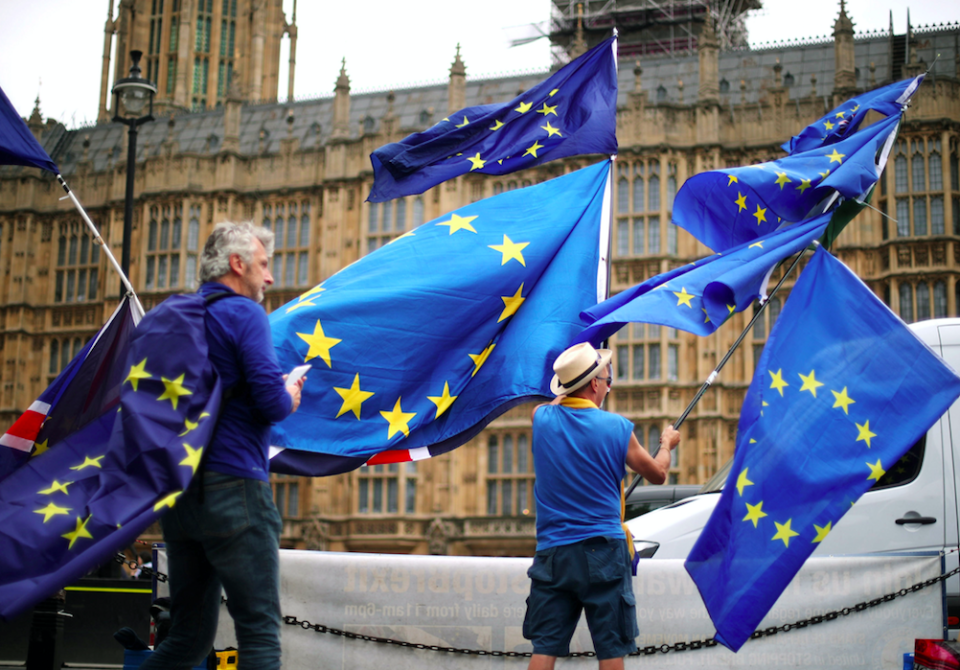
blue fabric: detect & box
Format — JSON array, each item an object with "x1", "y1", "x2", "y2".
[
  {"x1": 199, "y1": 283, "x2": 292, "y2": 482},
  {"x1": 532, "y1": 405, "x2": 631, "y2": 550},
  {"x1": 138, "y1": 472, "x2": 282, "y2": 670},
  {"x1": 684, "y1": 246, "x2": 960, "y2": 652},
  {"x1": 673, "y1": 113, "x2": 901, "y2": 252},
  {"x1": 576, "y1": 212, "x2": 830, "y2": 343},
  {"x1": 523, "y1": 537, "x2": 638, "y2": 659},
  {"x1": 367, "y1": 37, "x2": 617, "y2": 202},
  {"x1": 782, "y1": 75, "x2": 923, "y2": 154},
  {"x1": 0, "y1": 294, "x2": 224, "y2": 621},
  {"x1": 268, "y1": 161, "x2": 609, "y2": 475},
  {"x1": 0, "y1": 84, "x2": 58, "y2": 173}
]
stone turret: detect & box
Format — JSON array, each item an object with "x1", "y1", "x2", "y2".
[
  {"x1": 698, "y1": 17, "x2": 720, "y2": 102},
  {"x1": 448, "y1": 45, "x2": 466, "y2": 114},
  {"x1": 833, "y1": 0, "x2": 857, "y2": 97},
  {"x1": 331, "y1": 60, "x2": 351, "y2": 140}
]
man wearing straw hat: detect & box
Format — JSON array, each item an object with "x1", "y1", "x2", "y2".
[{"x1": 523, "y1": 342, "x2": 680, "y2": 670}]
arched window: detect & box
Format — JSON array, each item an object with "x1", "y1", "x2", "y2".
[
  {"x1": 413, "y1": 197, "x2": 424, "y2": 226},
  {"x1": 617, "y1": 178, "x2": 629, "y2": 214},
  {"x1": 656, "y1": 85, "x2": 667, "y2": 102},
  {"x1": 899, "y1": 283, "x2": 914, "y2": 322},
  {"x1": 934, "y1": 281, "x2": 947, "y2": 318},
  {"x1": 916, "y1": 281, "x2": 930, "y2": 320}
]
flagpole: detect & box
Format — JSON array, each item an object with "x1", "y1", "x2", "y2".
[
  {"x1": 55, "y1": 175, "x2": 145, "y2": 317},
  {"x1": 624, "y1": 244, "x2": 813, "y2": 498}
]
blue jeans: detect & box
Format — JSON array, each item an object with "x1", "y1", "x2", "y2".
[{"x1": 140, "y1": 471, "x2": 283, "y2": 670}]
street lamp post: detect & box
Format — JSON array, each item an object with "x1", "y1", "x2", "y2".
[{"x1": 111, "y1": 50, "x2": 156, "y2": 297}]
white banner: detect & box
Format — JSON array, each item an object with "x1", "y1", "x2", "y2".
[{"x1": 157, "y1": 550, "x2": 943, "y2": 669}]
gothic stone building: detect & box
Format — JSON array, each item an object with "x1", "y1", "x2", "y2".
[{"x1": 2, "y1": 1, "x2": 958, "y2": 556}]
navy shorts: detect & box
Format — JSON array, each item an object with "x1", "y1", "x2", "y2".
[{"x1": 522, "y1": 536, "x2": 639, "y2": 659}]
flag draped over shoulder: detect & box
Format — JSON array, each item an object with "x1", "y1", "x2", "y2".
[
  {"x1": 574, "y1": 213, "x2": 830, "y2": 343},
  {"x1": 782, "y1": 75, "x2": 923, "y2": 154},
  {"x1": 684, "y1": 247, "x2": 960, "y2": 652},
  {"x1": 0, "y1": 295, "x2": 224, "y2": 621},
  {"x1": 673, "y1": 112, "x2": 900, "y2": 253},
  {"x1": 367, "y1": 37, "x2": 617, "y2": 203},
  {"x1": 0, "y1": 85, "x2": 59, "y2": 173},
  {"x1": 268, "y1": 161, "x2": 611, "y2": 475}
]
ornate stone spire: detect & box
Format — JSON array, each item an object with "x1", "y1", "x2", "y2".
[
  {"x1": 833, "y1": 0, "x2": 856, "y2": 94},
  {"x1": 332, "y1": 59, "x2": 351, "y2": 140},
  {"x1": 448, "y1": 45, "x2": 466, "y2": 113}
]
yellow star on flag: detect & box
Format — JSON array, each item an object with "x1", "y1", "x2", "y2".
[
  {"x1": 796, "y1": 178, "x2": 812, "y2": 194},
  {"x1": 178, "y1": 412, "x2": 209, "y2": 436},
  {"x1": 437, "y1": 213, "x2": 478, "y2": 235},
  {"x1": 549, "y1": 88, "x2": 558, "y2": 96},
  {"x1": 702, "y1": 308, "x2": 710, "y2": 323},
  {"x1": 380, "y1": 398, "x2": 416, "y2": 439},
  {"x1": 125, "y1": 358, "x2": 152, "y2": 392},
  {"x1": 32, "y1": 439, "x2": 49, "y2": 458},
  {"x1": 296, "y1": 320, "x2": 341, "y2": 368},
  {"x1": 488, "y1": 235, "x2": 529, "y2": 266},
  {"x1": 469, "y1": 343, "x2": 496, "y2": 377},
  {"x1": 772, "y1": 519, "x2": 799, "y2": 547},
  {"x1": 818, "y1": 169, "x2": 831, "y2": 180},
  {"x1": 298, "y1": 285, "x2": 326, "y2": 302},
  {"x1": 540, "y1": 122, "x2": 562, "y2": 137},
  {"x1": 158, "y1": 374, "x2": 193, "y2": 411},
  {"x1": 748, "y1": 241, "x2": 763, "y2": 249},
  {"x1": 727, "y1": 175, "x2": 739, "y2": 185},
  {"x1": 39, "y1": 480, "x2": 72, "y2": 495},
  {"x1": 753, "y1": 205, "x2": 768, "y2": 225},
  {"x1": 334, "y1": 374, "x2": 375, "y2": 419},
  {"x1": 62, "y1": 516, "x2": 93, "y2": 550},
  {"x1": 672, "y1": 287, "x2": 694, "y2": 308},
  {"x1": 536, "y1": 102, "x2": 558, "y2": 116},
  {"x1": 736, "y1": 468, "x2": 753, "y2": 496},
  {"x1": 69, "y1": 455, "x2": 105, "y2": 471},
  {"x1": 499, "y1": 284, "x2": 526, "y2": 322},
  {"x1": 489, "y1": 119, "x2": 504, "y2": 131},
  {"x1": 427, "y1": 382, "x2": 458, "y2": 419},
  {"x1": 455, "y1": 116, "x2": 469, "y2": 128},
  {"x1": 866, "y1": 459, "x2": 885, "y2": 482},
  {"x1": 826, "y1": 149, "x2": 845, "y2": 164},
  {"x1": 514, "y1": 101, "x2": 532, "y2": 114},
  {"x1": 285, "y1": 299, "x2": 317, "y2": 314},
  {"x1": 798, "y1": 370, "x2": 824, "y2": 398},
  {"x1": 743, "y1": 501, "x2": 767, "y2": 528},
  {"x1": 831, "y1": 387, "x2": 855, "y2": 414},
  {"x1": 768, "y1": 369, "x2": 789, "y2": 396},
  {"x1": 180, "y1": 443, "x2": 204, "y2": 474},
  {"x1": 774, "y1": 171, "x2": 792, "y2": 189},
  {"x1": 834, "y1": 110, "x2": 846, "y2": 118},
  {"x1": 34, "y1": 502, "x2": 71, "y2": 523},
  {"x1": 467, "y1": 153, "x2": 486, "y2": 171},
  {"x1": 812, "y1": 521, "x2": 832, "y2": 543},
  {"x1": 856, "y1": 420, "x2": 876, "y2": 448},
  {"x1": 523, "y1": 140, "x2": 544, "y2": 158},
  {"x1": 727, "y1": 304, "x2": 736, "y2": 315},
  {"x1": 824, "y1": 120, "x2": 835, "y2": 131},
  {"x1": 154, "y1": 491, "x2": 183, "y2": 511},
  {"x1": 734, "y1": 192, "x2": 747, "y2": 212}
]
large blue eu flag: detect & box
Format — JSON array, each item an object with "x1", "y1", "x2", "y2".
[
  {"x1": 574, "y1": 212, "x2": 829, "y2": 343},
  {"x1": 782, "y1": 75, "x2": 923, "y2": 155},
  {"x1": 367, "y1": 37, "x2": 617, "y2": 203},
  {"x1": 268, "y1": 161, "x2": 610, "y2": 475},
  {"x1": 685, "y1": 247, "x2": 960, "y2": 652},
  {"x1": 0, "y1": 295, "x2": 224, "y2": 621},
  {"x1": 673, "y1": 112, "x2": 900, "y2": 252}
]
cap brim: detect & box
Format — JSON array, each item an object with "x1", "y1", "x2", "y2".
[{"x1": 550, "y1": 349, "x2": 613, "y2": 396}]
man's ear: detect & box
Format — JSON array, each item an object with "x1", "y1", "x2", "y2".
[{"x1": 228, "y1": 253, "x2": 245, "y2": 276}]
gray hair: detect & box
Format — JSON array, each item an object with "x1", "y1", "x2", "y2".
[{"x1": 199, "y1": 222, "x2": 275, "y2": 283}]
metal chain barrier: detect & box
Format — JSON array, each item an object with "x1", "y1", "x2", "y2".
[
  {"x1": 111, "y1": 551, "x2": 167, "y2": 583},
  {"x1": 125, "y1": 553, "x2": 960, "y2": 657}
]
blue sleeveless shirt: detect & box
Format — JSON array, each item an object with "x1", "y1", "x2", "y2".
[{"x1": 532, "y1": 404, "x2": 633, "y2": 550}]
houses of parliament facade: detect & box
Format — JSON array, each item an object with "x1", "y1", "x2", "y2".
[{"x1": 2, "y1": 0, "x2": 958, "y2": 556}]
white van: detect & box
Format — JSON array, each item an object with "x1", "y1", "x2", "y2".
[{"x1": 627, "y1": 317, "x2": 960, "y2": 627}]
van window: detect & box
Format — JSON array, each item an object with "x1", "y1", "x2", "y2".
[
  {"x1": 700, "y1": 435, "x2": 925, "y2": 495},
  {"x1": 869, "y1": 435, "x2": 925, "y2": 491}
]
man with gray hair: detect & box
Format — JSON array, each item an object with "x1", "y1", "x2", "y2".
[{"x1": 141, "y1": 222, "x2": 304, "y2": 670}]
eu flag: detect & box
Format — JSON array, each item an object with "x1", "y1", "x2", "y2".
[
  {"x1": 684, "y1": 246, "x2": 960, "y2": 652},
  {"x1": 574, "y1": 212, "x2": 829, "y2": 343},
  {"x1": 782, "y1": 75, "x2": 923, "y2": 155},
  {"x1": 673, "y1": 112, "x2": 900, "y2": 252},
  {"x1": 268, "y1": 161, "x2": 610, "y2": 475},
  {"x1": 367, "y1": 37, "x2": 617, "y2": 203},
  {"x1": 0, "y1": 84, "x2": 59, "y2": 173},
  {"x1": 0, "y1": 295, "x2": 224, "y2": 621}
]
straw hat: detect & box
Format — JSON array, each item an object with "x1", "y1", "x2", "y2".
[{"x1": 549, "y1": 342, "x2": 613, "y2": 396}]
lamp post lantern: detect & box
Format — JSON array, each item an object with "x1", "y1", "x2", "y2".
[{"x1": 111, "y1": 50, "x2": 156, "y2": 296}]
